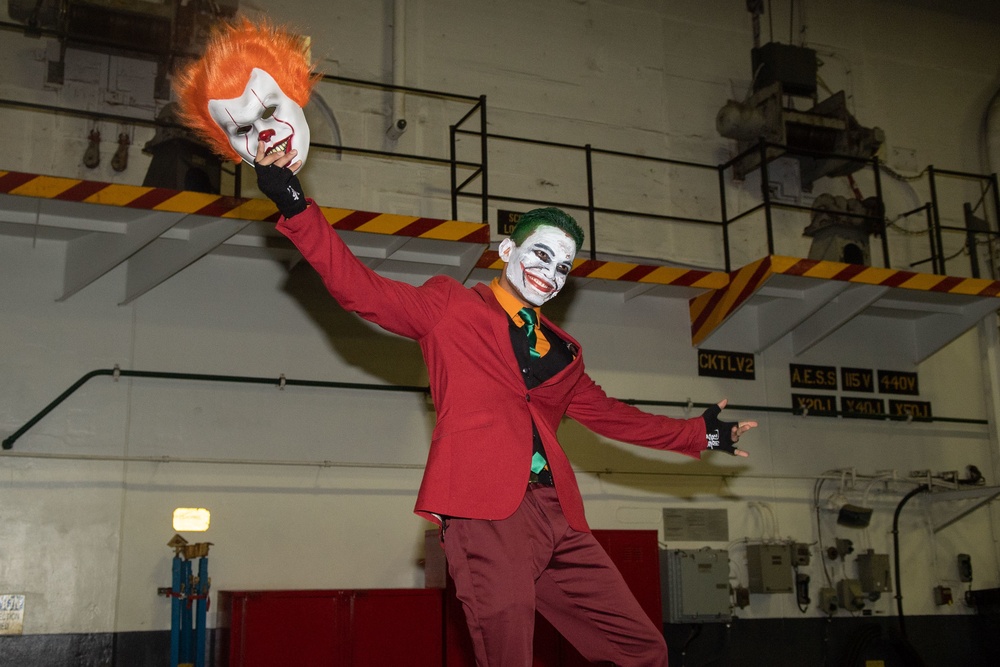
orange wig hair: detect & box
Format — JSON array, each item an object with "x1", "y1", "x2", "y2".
[{"x1": 173, "y1": 16, "x2": 320, "y2": 162}]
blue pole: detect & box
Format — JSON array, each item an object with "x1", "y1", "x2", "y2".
[
  {"x1": 180, "y1": 559, "x2": 193, "y2": 664},
  {"x1": 195, "y1": 556, "x2": 209, "y2": 667},
  {"x1": 170, "y1": 555, "x2": 182, "y2": 667}
]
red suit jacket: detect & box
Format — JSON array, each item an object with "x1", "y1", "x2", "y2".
[{"x1": 277, "y1": 204, "x2": 707, "y2": 531}]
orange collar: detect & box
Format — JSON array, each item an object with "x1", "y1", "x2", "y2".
[{"x1": 489, "y1": 278, "x2": 540, "y2": 328}]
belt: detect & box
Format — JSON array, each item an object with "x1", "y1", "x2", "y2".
[{"x1": 528, "y1": 470, "x2": 554, "y2": 486}]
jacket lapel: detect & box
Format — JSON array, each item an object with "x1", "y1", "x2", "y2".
[{"x1": 471, "y1": 282, "x2": 524, "y2": 379}]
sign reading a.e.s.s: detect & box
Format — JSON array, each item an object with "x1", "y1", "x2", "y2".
[
  {"x1": 789, "y1": 364, "x2": 837, "y2": 390},
  {"x1": 697, "y1": 349, "x2": 755, "y2": 380}
]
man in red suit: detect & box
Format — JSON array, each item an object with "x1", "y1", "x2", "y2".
[{"x1": 254, "y1": 145, "x2": 756, "y2": 666}]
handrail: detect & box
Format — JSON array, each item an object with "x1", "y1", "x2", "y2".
[
  {"x1": 2, "y1": 367, "x2": 428, "y2": 451},
  {"x1": 0, "y1": 62, "x2": 995, "y2": 276},
  {"x1": 320, "y1": 74, "x2": 480, "y2": 103},
  {"x1": 2, "y1": 367, "x2": 987, "y2": 450}
]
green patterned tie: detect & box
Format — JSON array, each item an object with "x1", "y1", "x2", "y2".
[{"x1": 519, "y1": 308, "x2": 541, "y2": 359}]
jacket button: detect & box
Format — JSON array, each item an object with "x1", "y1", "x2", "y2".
[{"x1": 525, "y1": 394, "x2": 531, "y2": 402}]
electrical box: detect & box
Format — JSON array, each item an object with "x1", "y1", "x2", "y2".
[
  {"x1": 818, "y1": 587, "x2": 839, "y2": 614},
  {"x1": 746, "y1": 544, "x2": 793, "y2": 594},
  {"x1": 660, "y1": 549, "x2": 732, "y2": 623},
  {"x1": 957, "y1": 554, "x2": 973, "y2": 582},
  {"x1": 837, "y1": 579, "x2": 866, "y2": 611},
  {"x1": 933, "y1": 586, "x2": 953, "y2": 606},
  {"x1": 750, "y1": 42, "x2": 818, "y2": 97},
  {"x1": 856, "y1": 549, "x2": 892, "y2": 593}
]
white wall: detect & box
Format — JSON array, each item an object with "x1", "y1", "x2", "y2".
[{"x1": 1, "y1": 0, "x2": 999, "y2": 637}]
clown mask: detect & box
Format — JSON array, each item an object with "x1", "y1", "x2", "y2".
[
  {"x1": 499, "y1": 227, "x2": 577, "y2": 306},
  {"x1": 208, "y1": 67, "x2": 310, "y2": 172}
]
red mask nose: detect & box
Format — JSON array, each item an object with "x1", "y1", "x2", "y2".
[{"x1": 258, "y1": 129, "x2": 275, "y2": 143}]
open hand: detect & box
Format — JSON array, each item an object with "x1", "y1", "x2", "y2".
[{"x1": 702, "y1": 399, "x2": 757, "y2": 458}]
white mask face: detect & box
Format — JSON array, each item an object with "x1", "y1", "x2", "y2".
[
  {"x1": 208, "y1": 68, "x2": 310, "y2": 172},
  {"x1": 499, "y1": 227, "x2": 576, "y2": 306}
]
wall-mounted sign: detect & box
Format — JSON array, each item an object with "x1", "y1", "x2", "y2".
[
  {"x1": 498, "y1": 209, "x2": 524, "y2": 236},
  {"x1": 889, "y1": 399, "x2": 932, "y2": 420},
  {"x1": 662, "y1": 508, "x2": 729, "y2": 542},
  {"x1": 792, "y1": 393, "x2": 837, "y2": 416},
  {"x1": 0, "y1": 594, "x2": 24, "y2": 635},
  {"x1": 841, "y1": 367, "x2": 875, "y2": 393},
  {"x1": 878, "y1": 370, "x2": 919, "y2": 396},
  {"x1": 790, "y1": 364, "x2": 837, "y2": 390},
  {"x1": 698, "y1": 349, "x2": 755, "y2": 380},
  {"x1": 841, "y1": 396, "x2": 885, "y2": 419}
]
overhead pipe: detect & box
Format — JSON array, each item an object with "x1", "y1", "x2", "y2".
[
  {"x1": 386, "y1": 0, "x2": 408, "y2": 141},
  {"x1": 2, "y1": 366, "x2": 428, "y2": 451},
  {"x1": 1, "y1": 366, "x2": 987, "y2": 451}
]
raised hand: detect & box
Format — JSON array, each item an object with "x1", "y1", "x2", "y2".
[
  {"x1": 702, "y1": 399, "x2": 756, "y2": 458},
  {"x1": 253, "y1": 144, "x2": 308, "y2": 219}
]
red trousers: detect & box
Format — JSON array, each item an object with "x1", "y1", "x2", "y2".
[{"x1": 442, "y1": 484, "x2": 669, "y2": 666}]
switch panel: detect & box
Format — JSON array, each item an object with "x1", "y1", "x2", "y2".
[
  {"x1": 747, "y1": 544, "x2": 793, "y2": 594},
  {"x1": 661, "y1": 549, "x2": 732, "y2": 623},
  {"x1": 856, "y1": 549, "x2": 892, "y2": 593}
]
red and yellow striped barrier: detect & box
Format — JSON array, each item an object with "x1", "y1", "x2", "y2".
[
  {"x1": 7, "y1": 170, "x2": 998, "y2": 347},
  {"x1": 690, "y1": 255, "x2": 1000, "y2": 345},
  {"x1": 0, "y1": 170, "x2": 489, "y2": 244},
  {"x1": 476, "y1": 250, "x2": 729, "y2": 290}
]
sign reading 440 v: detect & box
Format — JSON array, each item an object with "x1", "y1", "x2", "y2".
[{"x1": 878, "y1": 370, "x2": 919, "y2": 396}]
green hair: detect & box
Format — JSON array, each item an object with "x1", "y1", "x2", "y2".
[{"x1": 509, "y1": 207, "x2": 584, "y2": 252}]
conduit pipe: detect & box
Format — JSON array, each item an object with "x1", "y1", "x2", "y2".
[
  {"x1": 387, "y1": 0, "x2": 408, "y2": 140},
  {"x1": 978, "y1": 80, "x2": 1000, "y2": 508},
  {"x1": 892, "y1": 483, "x2": 929, "y2": 640},
  {"x1": 981, "y1": 82, "x2": 1000, "y2": 178},
  {"x1": 1, "y1": 366, "x2": 428, "y2": 450},
  {"x1": 0, "y1": 448, "x2": 938, "y2": 490},
  {"x1": 1, "y1": 367, "x2": 988, "y2": 451}
]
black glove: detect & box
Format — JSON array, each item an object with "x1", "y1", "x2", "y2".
[
  {"x1": 702, "y1": 403, "x2": 739, "y2": 455},
  {"x1": 254, "y1": 161, "x2": 308, "y2": 218}
]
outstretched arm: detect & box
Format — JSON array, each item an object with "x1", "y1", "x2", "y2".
[{"x1": 253, "y1": 146, "x2": 448, "y2": 340}]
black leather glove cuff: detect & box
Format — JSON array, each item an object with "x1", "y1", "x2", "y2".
[
  {"x1": 702, "y1": 403, "x2": 738, "y2": 455},
  {"x1": 254, "y1": 161, "x2": 308, "y2": 218}
]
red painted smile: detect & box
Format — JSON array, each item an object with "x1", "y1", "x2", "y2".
[
  {"x1": 523, "y1": 269, "x2": 554, "y2": 293},
  {"x1": 264, "y1": 134, "x2": 293, "y2": 156}
]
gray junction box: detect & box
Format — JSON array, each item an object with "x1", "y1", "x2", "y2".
[
  {"x1": 660, "y1": 549, "x2": 732, "y2": 623},
  {"x1": 747, "y1": 543, "x2": 794, "y2": 594},
  {"x1": 856, "y1": 550, "x2": 892, "y2": 593}
]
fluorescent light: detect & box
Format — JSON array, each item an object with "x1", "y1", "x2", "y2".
[{"x1": 173, "y1": 508, "x2": 211, "y2": 532}]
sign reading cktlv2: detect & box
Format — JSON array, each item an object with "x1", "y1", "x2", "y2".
[{"x1": 697, "y1": 349, "x2": 755, "y2": 380}]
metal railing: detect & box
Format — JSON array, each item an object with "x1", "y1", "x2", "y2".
[{"x1": 0, "y1": 32, "x2": 996, "y2": 278}]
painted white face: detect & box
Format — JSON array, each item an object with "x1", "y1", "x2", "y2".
[
  {"x1": 499, "y1": 227, "x2": 576, "y2": 306},
  {"x1": 208, "y1": 68, "x2": 310, "y2": 172}
]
